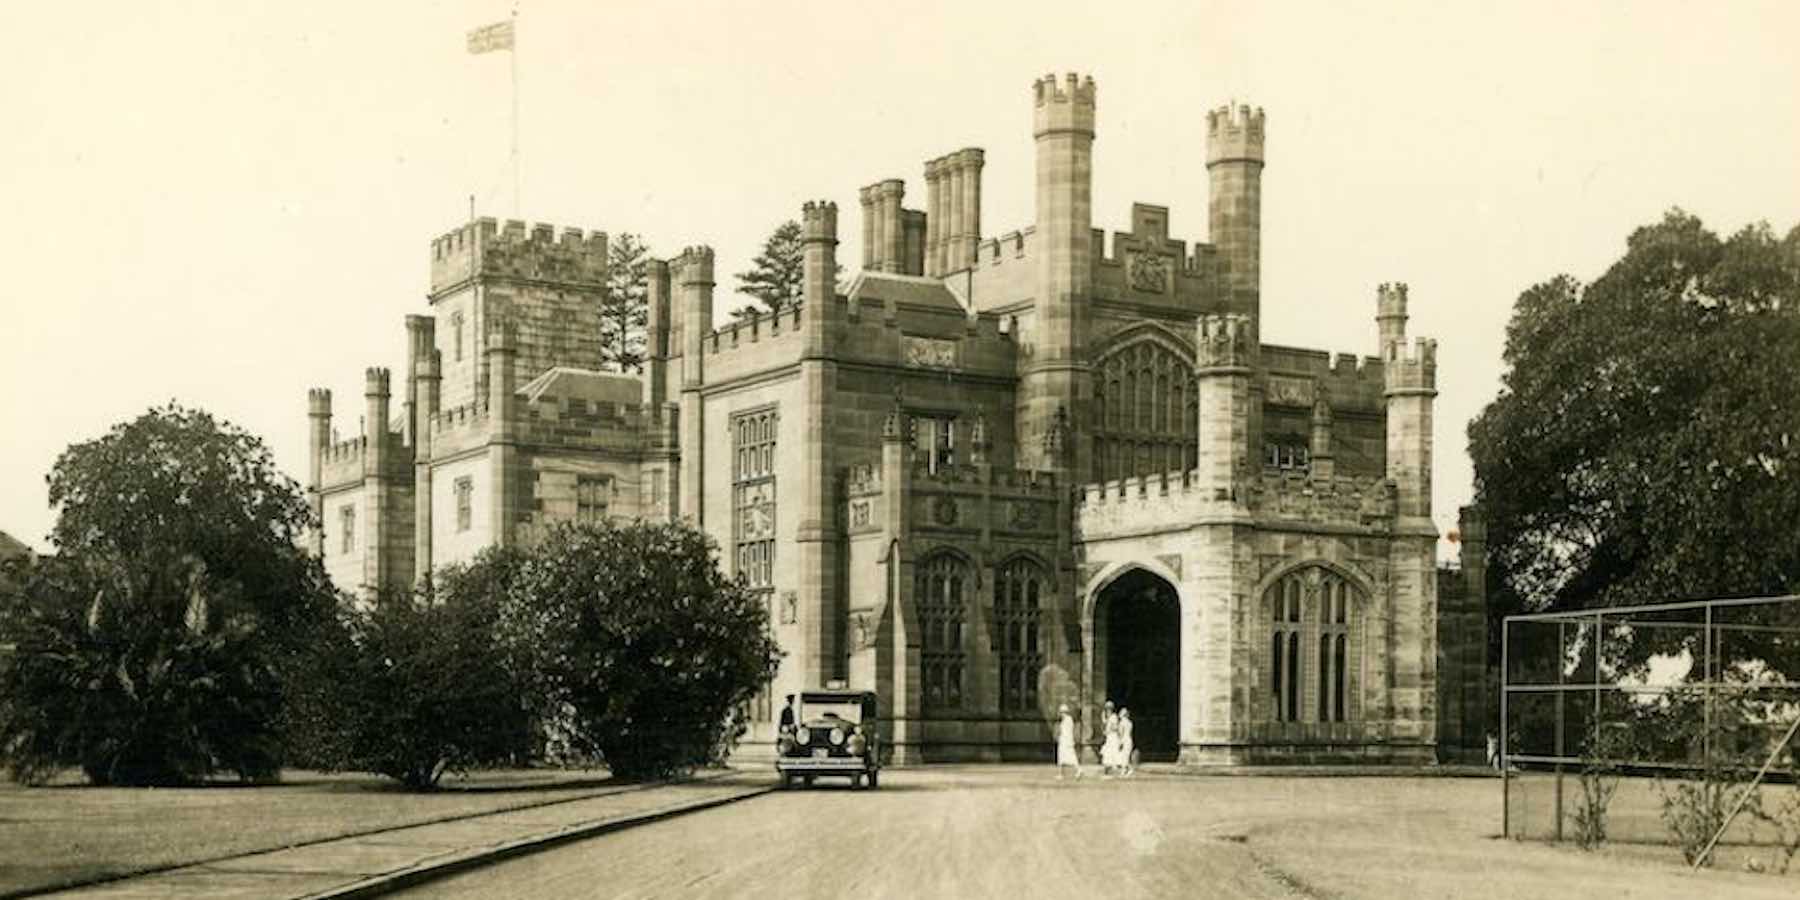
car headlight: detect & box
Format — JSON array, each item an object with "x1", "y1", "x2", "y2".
[
  {"x1": 794, "y1": 726, "x2": 811, "y2": 745},
  {"x1": 848, "y1": 733, "x2": 866, "y2": 755},
  {"x1": 829, "y1": 726, "x2": 845, "y2": 746}
]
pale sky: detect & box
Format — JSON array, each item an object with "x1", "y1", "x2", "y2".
[{"x1": 3, "y1": 1, "x2": 1797, "y2": 555}]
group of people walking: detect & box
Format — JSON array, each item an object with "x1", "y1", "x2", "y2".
[{"x1": 1056, "y1": 700, "x2": 1136, "y2": 780}]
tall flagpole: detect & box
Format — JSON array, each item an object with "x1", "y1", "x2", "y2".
[{"x1": 510, "y1": 5, "x2": 520, "y2": 217}]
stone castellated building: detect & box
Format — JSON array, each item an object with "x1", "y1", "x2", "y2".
[{"x1": 307, "y1": 74, "x2": 1489, "y2": 766}]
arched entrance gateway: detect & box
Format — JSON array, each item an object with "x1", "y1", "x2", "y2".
[{"x1": 1092, "y1": 568, "x2": 1181, "y2": 761}]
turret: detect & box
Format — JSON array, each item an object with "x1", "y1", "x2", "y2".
[
  {"x1": 1194, "y1": 314, "x2": 1255, "y2": 499},
  {"x1": 678, "y1": 246, "x2": 715, "y2": 389},
  {"x1": 1384, "y1": 330, "x2": 1438, "y2": 521},
  {"x1": 1379, "y1": 289, "x2": 1439, "y2": 747},
  {"x1": 306, "y1": 388, "x2": 332, "y2": 554},
  {"x1": 1457, "y1": 505, "x2": 1487, "y2": 589},
  {"x1": 1377, "y1": 282, "x2": 1409, "y2": 354},
  {"x1": 1023, "y1": 72, "x2": 1097, "y2": 474},
  {"x1": 403, "y1": 314, "x2": 435, "y2": 448},
  {"x1": 677, "y1": 246, "x2": 715, "y2": 522},
  {"x1": 484, "y1": 319, "x2": 518, "y2": 548},
  {"x1": 801, "y1": 201, "x2": 838, "y2": 358},
  {"x1": 1206, "y1": 103, "x2": 1266, "y2": 305},
  {"x1": 645, "y1": 258, "x2": 672, "y2": 411},
  {"x1": 363, "y1": 367, "x2": 391, "y2": 474},
  {"x1": 413, "y1": 350, "x2": 440, "y2": 585}
]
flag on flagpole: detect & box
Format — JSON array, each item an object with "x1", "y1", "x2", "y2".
[{"x1": 466, "y1": 20, "x2": 514, "y2": 54}]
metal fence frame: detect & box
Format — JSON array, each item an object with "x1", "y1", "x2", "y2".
[{"x1": 1500, "y1": 594, "x2": 1800, "y2": 850}]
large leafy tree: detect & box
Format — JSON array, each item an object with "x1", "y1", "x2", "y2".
[
  {"x1": 1468, "y1": 210, "x2": 1800, "y2": 674},
  {"x1": 601, "y1": 232, "x2": 650, "y2": 372},
  {"x1": 732, "y1": 219, "x2": 804, "y2": 320},
  {"x1": 0, "y1": 404, "x2": 337, "y2": 784},
  {"x1": 496, "y1": 520, "x2": 780, "y2": 779}
]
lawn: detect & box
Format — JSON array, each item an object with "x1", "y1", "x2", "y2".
[{"x1": 0, "y1": 767, "x2": 626, "y2": 897}]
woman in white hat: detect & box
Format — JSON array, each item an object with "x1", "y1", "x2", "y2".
[{"x1": 1056, "y1": 703, "x2": 1082, "y2": 780}]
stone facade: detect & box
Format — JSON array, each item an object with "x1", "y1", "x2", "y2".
[{"x1": 306, "y1": 73, "x2": 1487, "y2": 766}]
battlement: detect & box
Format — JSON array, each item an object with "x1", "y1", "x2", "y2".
[
  {"x1": 323, "y1": 435, "x2": 367, "y2": 465},
  {"x1": 1033, "y1": 72, "x2": 1097, "y2": 137},
  {"x1": 308, "y1": 387, "x2": 331, "y2": 416},
  {"x1": 1384, "y1": 337, "x2": 1438, "y2": 394},
  {"x1": 1206, "y1": 102, "x2": 1266, "y2": 166},
  {"x1": 976, "y1": 228, "x2": 1033, "y2": 266},
  {"x1": 676, "y1": 245, "x2": 715, "y2": 284},
  {"x1": 1377, "y1": 282, "x2": 1409, "y2": 319},
  {"x1": 1196, "y1": 314, "x2": 1255, "y2": 370},
  {"x1": 429, "y1": 400, "x2": 491, "y2": 434},
  {"x1": 364, "y1": 367, "x2": 390, "y2": 395},
  {"x1": 705, "y1": 302, "x2": 805, "y2": 354},
  {"x1": 802, "y1": 201, "x2": 838, "y2": 241},
  {"x1": 429, "y1": 217, "x2": 609, "y2": 296},
  {"x1": 1074, "y1": 469, "x2": 1213, "y2": 541}
]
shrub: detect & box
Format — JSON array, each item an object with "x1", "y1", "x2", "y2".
[
  {"x1": 288, "y1": 579, "x2": 534, "y2": 789},
  {"x1": 0, "y1": 554, "x2": 282, "y2": 785},
  {"x1": 498, "y1": 521, "x2": 780, "y2": 779}
]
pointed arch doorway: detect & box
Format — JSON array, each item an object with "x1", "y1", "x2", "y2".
[{"x1": 1093, "y1": 567, "x2": 1181, "y2": 762}]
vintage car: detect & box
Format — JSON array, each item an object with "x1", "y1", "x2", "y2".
[{"x1": 775, "y1": 687, "x2": 880, "y2": 789}]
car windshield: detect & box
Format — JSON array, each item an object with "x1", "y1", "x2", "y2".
[{"x1": 799, "y1": 696, "x2": 863, "y2": 725}]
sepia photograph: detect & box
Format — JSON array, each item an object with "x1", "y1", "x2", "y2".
[{"x1": 1, "y1": 1, "x2": 1797, "y2": 897}]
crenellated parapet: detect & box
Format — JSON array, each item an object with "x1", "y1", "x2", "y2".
[
  {"x1": 1383, "y1": 337, "x2": 1438, "y2": 396},
  {"x1": 676, "y1": 245, "x2": 715, "y2": 285},
  {"x1": 1075, "y1": 469, "x2": 1212, "y2": 542},
  {"x1": 426, "y1": 400, "x2": 493, "y2": 457},
  {"x1": 1033, "y1": 72, "x2": 1096, "y2": 137},
  {"x1": 1206, "y1": 102, "x2": 1266, "y2": 166},
  {"x1": 706, "y1": 303, "x2": 806, "y2": 356},
  {"x1": 429, "y1": 217, "x2": 609, "y2": 296},
  {"x1": 1377, "y1": 282, "x2": 1409, "y2": 352},
  {"x1": 1195, "y1": 313, "x2": 1255, "y2": 371}
]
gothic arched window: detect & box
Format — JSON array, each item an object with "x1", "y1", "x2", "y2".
[
  {"x1": 1092, "y1": 337, "x2": 1196, "y2": 483},
  {"x1": 994, "y1": 557, "x2": 1046, "y2": 715},
  {"x1": 919, "y1": 553, "x2": 969, "y2": 712},
  {"x1": 1265, "y1": 567, "x2": 1362, "y2": 725}
]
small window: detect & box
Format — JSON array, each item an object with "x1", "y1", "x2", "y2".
[
  {"x1": 455, "y1": 476, "x2": 474, "y2": 532},
  {"x1": 453, "y1": 312, "x2": 465, "y2": 362},
  {"x1": 576, "y1": 476, "x2": 609, "y2": 523},
  {"x1": 339, "y1": 505, "x2": 355, "y2": 554},
  {"x1": 911, "y1": 415, "x2": 957, "y2": 474}
]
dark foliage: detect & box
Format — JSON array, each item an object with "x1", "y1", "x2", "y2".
[
  {"x1": 289, "y1": 571, "x2": 535, "y2": 789},
  {"x1": 1470, "y1": 212, "x2": 1800, "y2": 674},
  {"x1": 497, "y1": 521, "x2": 780, "y2": 779},
  {"x1": 0, "y1": 554, "x2": 284, "y2": 785},
  {"x1": 0, "y1": 404, "x2": 335, "y2": 785}
]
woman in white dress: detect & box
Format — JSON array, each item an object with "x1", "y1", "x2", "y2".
[
  {"x1": 1100, "y1": 701, "x2": 1122, "y2": 776},
  {"x1": 1056, "y1": 704, "x2": 1082, "y2": 780},
  {"x1": 1119, "y1": 708, "x2": 1136, "y2": 778}
]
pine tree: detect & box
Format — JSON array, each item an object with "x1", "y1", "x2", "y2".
[
  {"x1": 601, "y1": 233, "x2": 650, "y2": 372},
  {"x1": 733, "y1": 220, "x2": 804, "y2": 319}
]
